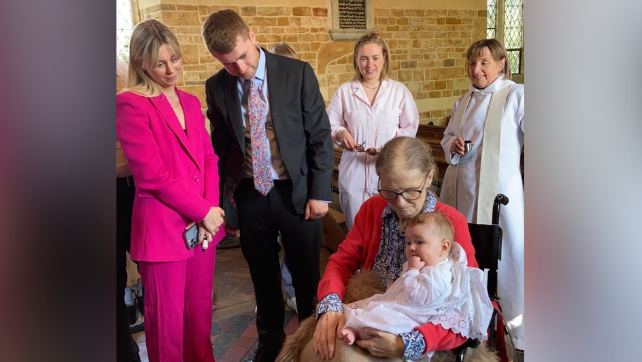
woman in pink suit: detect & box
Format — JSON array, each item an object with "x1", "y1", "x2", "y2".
[{"x1": 117, "y1": 19, "x2": 225, "y2": 362}]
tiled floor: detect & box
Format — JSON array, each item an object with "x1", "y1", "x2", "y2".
[{"x1": 132, "y1": 309, "x2": 300, "y2": 362}]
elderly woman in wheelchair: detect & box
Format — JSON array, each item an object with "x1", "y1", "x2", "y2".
[{"x1": 281, "y1": 137, "x2": 486, "y2": 361}]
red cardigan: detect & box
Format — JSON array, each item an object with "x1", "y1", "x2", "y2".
[{"x1": 318, "y1": 195, "x2": 477, "y2": 352}]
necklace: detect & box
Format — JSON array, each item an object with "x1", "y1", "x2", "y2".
[
  {"x1": 164, "y1": 91, "x2": 180, "y2": 108},
  {"x1": 361, "y1": 82, "x2": 381, "y2": 89}
]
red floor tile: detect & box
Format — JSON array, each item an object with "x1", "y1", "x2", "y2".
[
  {"x1": 241, "y1": 325, "x2": 258, "y2": 338},
  {"x1": 231, "y1": 335, "x2": 257, "y2": 350},
  {"x1": 220, "y1": 346, "x2": 248, "y2": 362},
  {"x1": 220, "y1": 321, "x2": 231, "y2": 332}
]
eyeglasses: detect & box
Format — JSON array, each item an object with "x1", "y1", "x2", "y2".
[
  {"x1": 355, "y1": 142, "x2": 379, "y2": 156},
  {"x1": 378, "y1": 175, "x2": 429, "y2": 200}
]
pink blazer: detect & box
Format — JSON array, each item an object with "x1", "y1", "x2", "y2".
[{"x1": 117, "y1": 88, "x2": 222, "y2": 262}]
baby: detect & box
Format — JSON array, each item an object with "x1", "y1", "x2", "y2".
[{"x1": 341, "y1": 212, "x2": 493, "y2": 360}]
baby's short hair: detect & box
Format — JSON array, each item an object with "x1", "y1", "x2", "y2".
[{"x1": 407, "y1": 212, "x2": 454, "y2": 242}]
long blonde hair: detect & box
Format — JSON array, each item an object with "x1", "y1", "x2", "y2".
[{"x1": 123, "y1": 19, "x2": 182, "y2": 97}]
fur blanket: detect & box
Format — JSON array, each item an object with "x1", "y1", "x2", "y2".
[{"x1": 276, "y1": 271, "x2": 500, "y2": 362}]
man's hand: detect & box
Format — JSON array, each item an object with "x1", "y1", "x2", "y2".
[{"x1": 305, "y1": 199, "x2": 328, "y2": 220}]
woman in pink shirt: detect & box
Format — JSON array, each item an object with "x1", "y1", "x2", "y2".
[
  {"x1": 116, "y1": 20, "x2": 225, "y2": 362},
  {"x1": 327, "y1": 33, "x2": 420, "y2": 230}
]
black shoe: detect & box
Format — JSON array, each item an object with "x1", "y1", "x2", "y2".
[
  {"x1": 249, "y1": 349, "x2": 278, "y2": 362},
  {"x1": 216, "y1": 235, "x2": 241, "y2": 249}
]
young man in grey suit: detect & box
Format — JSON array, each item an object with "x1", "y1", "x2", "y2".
[{"x1": 202, "y1": 10, "x2": 334, "y2": 362}]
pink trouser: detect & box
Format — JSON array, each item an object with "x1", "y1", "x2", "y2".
[{"x1": 139, "y1": 245, "x2": 216, "y2": 362}]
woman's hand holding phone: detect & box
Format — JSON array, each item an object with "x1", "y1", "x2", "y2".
[{"x1": 198, "y1": 207, "x2": 226, "y2": 249}]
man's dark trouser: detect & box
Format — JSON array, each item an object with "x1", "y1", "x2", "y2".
[{"x1": 235, "y1": 179, "x2": 321, "y2": 361}]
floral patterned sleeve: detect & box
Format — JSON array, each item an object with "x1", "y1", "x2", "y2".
[
  {"x1": 399, "y1": 330, "x2": 426, "y2": 359},
  {"x1": 315, "y1": 293, "x2": 343, "y2": 319}
]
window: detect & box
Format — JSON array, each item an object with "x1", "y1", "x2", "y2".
[
  {"x1": 117, "y1": 0, "x2": 134, "y2": 62},
  {"x1": 487, "y1": 0, "x2": 524, "y2": 74}
]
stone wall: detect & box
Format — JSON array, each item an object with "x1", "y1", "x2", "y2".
[{"x1": 135, "y1": 0, "x2": 486, "y2": 126}]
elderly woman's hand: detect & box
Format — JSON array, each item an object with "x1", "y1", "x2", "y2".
[
  {"x1": 355, "y1": 328, "x2": 405, "y2": 358},
  {"x1": 313, "y1": 311, "x2": 346, "y2": 361},
  {"x1": 450, "y1": 137, "x2": 466, "y2": 155},
  {"x1": 337, "y1": 129, "x2": 357, "y2": 151}
]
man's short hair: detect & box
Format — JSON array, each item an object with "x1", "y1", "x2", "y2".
[{"x1": 202, "y1": 9, "x2": 250, "y2": 54}]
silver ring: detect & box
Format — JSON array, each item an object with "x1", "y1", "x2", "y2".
[
  {"x1": 207, "y1": 234, "x2": 212, "y2": 239},
  {"x1": 199, "y1": 233, "x2": 206, "y2": 238}
]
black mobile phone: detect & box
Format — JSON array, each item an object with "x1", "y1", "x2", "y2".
[{"x1": 183, "y1": 223, "x2": 199, "y2": 250}]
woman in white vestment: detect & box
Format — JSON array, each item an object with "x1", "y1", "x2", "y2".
[
  {"x1": 440, "y1": 38, "x2": 524, "y2": 350},
  {"x1": 327, "y1": 32, "x2": 419, "y2": 230}
]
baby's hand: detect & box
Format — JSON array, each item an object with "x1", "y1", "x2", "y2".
[{"x1": 407, "y1": 255, "x2": 425, "y2": 270}]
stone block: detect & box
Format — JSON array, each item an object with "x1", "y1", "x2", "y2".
[
  {"x1": 161, "y1": 4, "x2": 176, "y2": 11},
  {"x1": 400, "y1": 60, "x2": 417, "y2": 69},
  {"x1": 293, "y1": 7, "x2": 311, "y2": 16},
  {"x1": 257, "y1": 7, "x2": 290, "y2": 16},
  {"x1": 142, "y1": 4, "x2": 161, "y2": 14},
  {"x1": 298, "y1": 33, "x2": 316, "y2": 42},
  {"x1": 176, "y1": 5, "x2": 198, "y2": 11},
  {"x1": 162, "y1": 11, "x2": 200, "y2": 27},
  {"x1": 398, "y1": 70, "x2": 413, "y2": 82},
  {"x1": 240, "y1": 6, "x2": 256, "y2": 16},
  {"x1": 446, "y1": 18, "x2": 462, "y2": 25},
  {"x1": 205, "y1": 5, "x2": 239, "y2": 14},
  {"x1": 409, "y1": 18, "x2": 425, "y2": 26},
  {"x1": 249, "y1": 17, "x2": 277, "y2": 27},
  {"x1": 429, "y1": 68, "x2": 456, "y2": 83},
  {"x1": 256, "y1": 34, "x2": 282, "y2": 43},
  {"x1": 317, "y1": 41, "x2": 354, "y2": 74},
  {"x1": 397, "y1": 18, "x2": 409, "y2": 26},
  {"x1": 338, "y1": 73, "x2": 353, "y2": 84},
  {"x1": 313, "y1": 7, "x2": 328, "y2": 17},
  {"x1": 301, "y1": 17, "x2": 328, "y2": 27},
  {"x1": 277, "y1": 17, "x2": 289, "y2": 26},
  {"x1": 404, "y1": 9, "x2": 423, "y2": 17},
  {"x1": 443, "y1": 59, "x2": 455, "y2": 67},
  {"x1": 283, "y1": 34, "x2": 298, "y2": 43},
  {"x1": 375, "y1": 9, "x2": 390, "y2": 17},
  {"x1": 434, "y1": 81, "x2": 447, "y2": 90}
]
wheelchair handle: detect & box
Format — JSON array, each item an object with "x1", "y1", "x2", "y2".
[{"x1": 492, "y1": 194, "x2": 509, "y2": 225}]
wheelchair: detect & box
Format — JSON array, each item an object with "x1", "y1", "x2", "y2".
[{"x1": 455, "y1": 194, "x2": 518, "y2": 362}]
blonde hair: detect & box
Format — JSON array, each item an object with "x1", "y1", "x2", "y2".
[
  {"x1": 407, "y1": 212, "x2": 454, "y2": 242},
  {"x1": 123, "y1": 19, "x2": 181, "y2": 97},
  {"x1": 466, "y1": 38, "x2": 511, "y2": 80},
  {"x1": 269, "y1": 42, "x2": 297, "y2": 59},
  {"x1": 202, "y1": 9, "x2": 250, "y2": 55},
  {"x1": 376, "y1": 137, "x2": 438, "y2": 184},
  {"x1": 352, "y1": 32, "x2": 391, "y2": 82}
]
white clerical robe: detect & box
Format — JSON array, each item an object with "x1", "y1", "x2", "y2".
[
  {"x1": 440, "y1": 76, "x2": 525, "y2": 350},
  {"x1": 327, "y1": 79, "x2": 419, "y2": 229}
]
